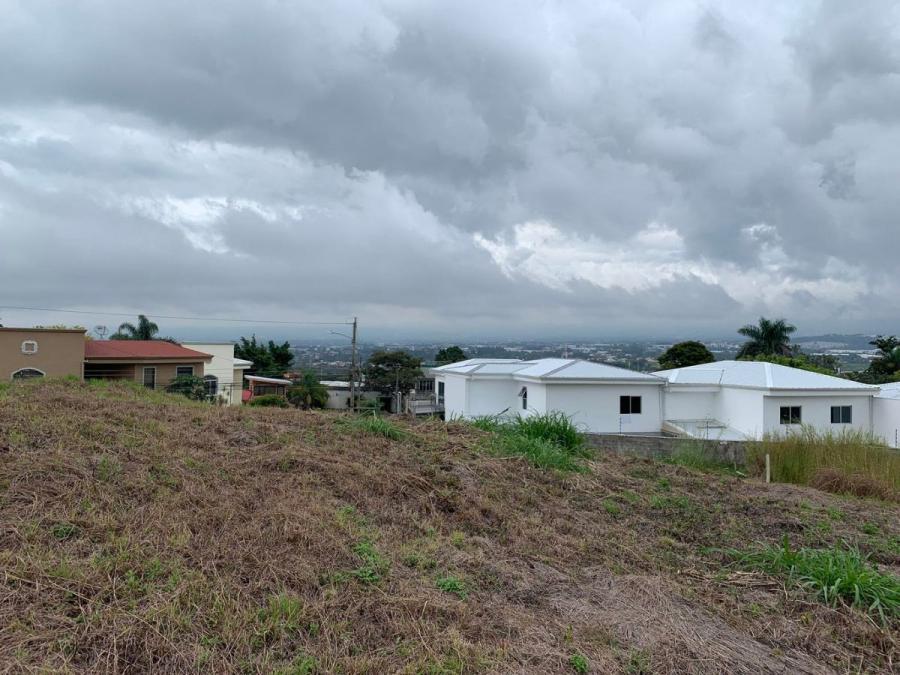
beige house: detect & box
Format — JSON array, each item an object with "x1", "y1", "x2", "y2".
[
  {"x1": 0, "y1": 327, "x2": 86, "y2": 380},
  {"x1": 84, "y1": 341, "x2": 212, "y2": 389}
]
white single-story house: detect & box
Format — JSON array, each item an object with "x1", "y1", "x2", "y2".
[
  {"x1": 654, "y1": 360, "x2": 880, "y2": 440},
  {"x1": 182, "y1": 342, "x2": 253, "y2": 405},
  {"x1": 874, "y1": 382, "x2": 900, "y2": 448},
  {"x1": 432, "y1": 358, "x2": 665, "y2": 434}
]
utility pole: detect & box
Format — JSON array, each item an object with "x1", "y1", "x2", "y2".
[{"x1": 349, "y1": 317, "x2": 358, "y2": 412}]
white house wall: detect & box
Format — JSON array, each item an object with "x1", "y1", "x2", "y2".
[
  {"x1": 663, "y1": 390, "x2": 717, "y2": 421},
  {"x1": 763, "y1": 395, "x2": 872, "y2": 437},
  {"x1": 182, "y1": 343, "x2": 238, "y2": 405},
  {"x1": 522, "y1": 382, "x2": 548, "y2": 417},
  {"x1": 467, "y1": 378, "x2": 522, "y2": 418},
  {"x1": 545, "y1": 383, "x2": 662, "y2": 434},
  {"x1": 439, "y1": 375, "x2": 468, "y2": 420},
  {"x1": 874, "y1": 398, "x2": 900, "y2": 448},
  {"x1": 716, "y1": 387, "x2": 766, "y2": 438}
]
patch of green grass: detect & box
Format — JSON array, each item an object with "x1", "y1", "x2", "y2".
[
  {"x1": 472, "y1": 413, "x2": 591, "y2": 472},
  {"x1": 569, "y1": 652, "x2": 588, "y2": 673},
  {"x1": 601, "y1": 499, "x2": 621, "y2": 516},
  {"x1": 625, "y1": 649, "x2": 652, "y2": 674},
  {"x1": 619, "y1": 490, "x2": 640, "y2": 504},
  {"x1": 727, "y1": 537, "x2": 900, "y2": 623},
  {"x1": 449, "y1": 530, "x2": 465, "y2": 548},
  {"x1": 96, "y1": 455, "x2": 121, "y2": 482},
  {"x1": 861, "y1": 522, "x2": 880, "y2": 536},
  {"x1": 254, "y1": 593, "x2": 305, "y2": 645},
  {"x1": 50, "y1": 522, "x2": 79, "y2": 541},
  {"x1": 351, "y1": 540, "x2": 389, "y2": 585},
  {"x1": 346, "y1": 414, "x2": 408, "y2": 441},
  {"x1": 750, "y1": 427, "x2": 899, "y2": 493},
  {"x1": 655, "y1": 477, "x2": 670, "y2": 491},
  {"x1": 436, "y1": 575, "x2": 467, "y2": 599},
  {"x1": 273, "y1": 654, "x2": 317, "y2": 675}
]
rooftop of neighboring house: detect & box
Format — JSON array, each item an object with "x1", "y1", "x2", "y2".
[
  {"x1": 654, "y1": 360, "x2": 878, "y2": 392},
  {"x1": 432, "y1": 358, "x2": 664, "y2": 383},
  {"x1": 876, "y1": 382, "x2": 900, "y2": 400},
  {"x1": 244, "y1": 375, "x2": 293, "y2": 385},
  {"x1": 84, "y1": 341, "x2": 213, "y2": 361},
  {"x1": 0, "y1": 326, "x2": 86, "y2": 333}
]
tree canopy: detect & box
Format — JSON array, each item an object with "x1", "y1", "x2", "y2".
[
  {"x1": 656, "y1": 341, "x2": 714, "y2": 370},
  {"x1": 434, "y1": 345, "x2": 467, "y2": 365},
  {"x1": 861, "y1": 335, "x2": 900, "y2": 383},
  {"x1": 235, "y1": 335, "x2": 294, "y2": 378},
  {"x1": 365, "y1": 350, "x2": 423, "y2": 394},
  {"x1": 736, "y1": 317, "x2": 796, "y2": 358},
  {"x1": 287, "y1": 371, "x2": 329, "y2": 409},
  {"x1": 110, "y1": 315, "x2": 159, "y2": 340}
]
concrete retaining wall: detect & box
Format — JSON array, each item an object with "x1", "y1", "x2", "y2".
[{"x1": 586, "y1": 433, "x2": 752, "y2": 466}]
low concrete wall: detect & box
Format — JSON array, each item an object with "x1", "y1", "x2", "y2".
[{"x1": 586, "y1": 433, "x2": 752, "y2": 466}]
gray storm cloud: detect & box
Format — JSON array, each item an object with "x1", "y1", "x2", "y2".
[{"x1": 0, "y1": 0, "x2": 898, "y2": 337}]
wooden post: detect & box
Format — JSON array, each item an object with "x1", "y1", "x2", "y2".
[{"x1": 765, "y1": 453, "x2": 771, "y2": 484}]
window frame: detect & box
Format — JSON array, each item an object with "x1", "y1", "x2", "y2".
[
  {"x1": 203, "y1": 374, "x2": 218, "y2": 397},
  {"x1": 519, "y1": 386, "x2": 528, "y2": 410},
  {"x1": 779, "y1": 406, "x2": 802, "y2": 425},
  {"x1": 619, "y1": 395, "x2": 642, "y2": 415},
  {"x1": 830, "y1": 405, "x2": 852, "y2": 424},
  {"x1": 11, "y1": 367, "x2": 45, "y2": 380},
  {"x1": 175, "y1": 365, "x2": 195, "y2": 378},
  {"x1": 142, "y1": 367, "x2": 157, "y2": 389},
  {"x1": 20, "y1": 340, "x2": 38, "y2": 355}
]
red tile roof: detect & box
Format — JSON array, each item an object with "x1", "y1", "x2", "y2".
[{"x1": 84, "y1": 341, "x2": 213, "y2": 361}]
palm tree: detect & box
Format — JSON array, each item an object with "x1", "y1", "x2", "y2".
[
  {"x1": 110, "y1": 314, "x2": 159, "y2": 340},
  {"x1": 736, "y1": 317, "x2": 796, "y2": 358},
  {"x1": 287, "y1": 371, "x2": 329, "y2": 409}
]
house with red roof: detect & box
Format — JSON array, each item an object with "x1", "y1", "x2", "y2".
[{"x1": 84, "y1": 340, "x2": 213, "y2": 390}]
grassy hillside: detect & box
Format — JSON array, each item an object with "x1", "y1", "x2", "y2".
[{"x1": 1, "y1": 380, "x2": 898, "y2": 673}]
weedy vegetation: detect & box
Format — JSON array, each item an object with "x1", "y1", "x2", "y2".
[{"x1": 0, "y1": 379, "x2": 897, "y2": 673}]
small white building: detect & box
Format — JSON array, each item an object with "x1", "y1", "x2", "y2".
[
  {"x1": 320, "y1": 381, "x2": 380, "y2": 410},
  {"x1": 432, "y1": 358, "x2": 665, "y2": 434},
  {"x1": 874, "y1": 382, "x2": 900, "y2": 448},
  {"x1": 180, "y1": 342, "x2": 252, "y2": 405},
  {"x1": 654, "y1": 360, "x2": 880, "y2": 440}
]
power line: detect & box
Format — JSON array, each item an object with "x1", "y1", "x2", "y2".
[{"x1": 0, "y1": 305, "x2": 353, "y2": 326}]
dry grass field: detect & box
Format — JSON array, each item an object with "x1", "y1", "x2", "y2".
[{"x1": 1, "y1": 380, "x2": 898, "y2": 673}]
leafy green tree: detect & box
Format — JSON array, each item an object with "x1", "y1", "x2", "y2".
[
  {"x1": 656, "y1": 341, "x2": 714, "y2": 370},
  {"x1": 434, "y1": 345, "x2": 467, "y2": 365},
  {"x1": 235, "y1": 335, "x2": 294, "y2": 378},
  {"x1": 110, "y1": 314, "x2": 159, "y2": 340},
  {"x1": 867, "y1": 336, "x2": 900, "y2": 381},
  {"x1": 736, "y1": 317, "x2": 796, "y2": 358},
  {"x1": 366, "y1": 350, "x2": 423, "y2": 395},
  {"x1": 287, "y1": 371, "x2": 329, "y2": 409}
]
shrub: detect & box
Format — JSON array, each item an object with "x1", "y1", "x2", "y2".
[
  {"x1": 668, "y1": 440, "x2": 739, "y2": 474},
  {"x1": 249, "y1": 394, "x2": 290, "y2": 408},
  {"x1": 810, "y1": 468, "x2": 896, "y2": 502},
  {"x1": 166, "y1": 375, "x2": 208, "y2": 401},
  {"x1": 569, "y1": 653, "x2": 589, "y2": 674},
  {"x1": 728, "y1": 538, "x2": 900, "y2": 624},
  {"x1": 473, "y1": 412, "x2": 591, "y2": 472}
]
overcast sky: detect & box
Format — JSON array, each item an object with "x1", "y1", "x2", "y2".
[{"x1": 1, "y1": 1, "x2": 898, "y2": 341}]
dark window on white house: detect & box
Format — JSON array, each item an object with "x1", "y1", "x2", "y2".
[
  {"x1": 519, "y1": 386, "x2": 528, "y2": 410},
  {"x1": 204, "y1": 375, "x2": 218, "y2": 397},
  {"x1": 779, "y1": 406, "x2": 802, "y2": 424},
  {"x1": 619, "y1": 396, "x2": 642, "y2": 415},
  {"x1": 437, "y1": 381, "x2": 445, "y2": 402},
  {"x1": 176, "y1": 365, "x2": 194, "y2": 377},
  {"x1": 831, "y1": 405, "x2": 852, "y2": 424}
]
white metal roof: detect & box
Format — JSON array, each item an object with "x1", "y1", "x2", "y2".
[
  {"x1": 245, "y1": 375, "x2": 293, "y2": 385},
  {"x1": 433, "y1": 358, "x2": 663, "y2": 383},
  {"x1": 877, "y1": 382, "x2": 900, "y2": 400},
  {"x1": 654, "y1": 360, "x2": 877, "y2": 392},
  {"x1": 234, "y1": 358, "x2": 253, "y2": 368}
]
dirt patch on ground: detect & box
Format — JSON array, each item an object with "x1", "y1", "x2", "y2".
[{"x1": 0, "y1": 380, "x2": 897, "y2": 673}]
